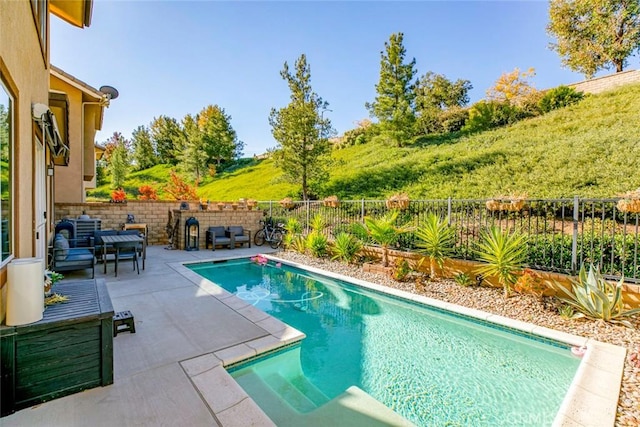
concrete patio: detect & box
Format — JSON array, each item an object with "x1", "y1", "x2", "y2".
[
  {"x1": 2, "y1": 245, "x2": 287, "y2": 427},
  {"x1": 1, "y1": 244, "x2": 627, "y2": 427}
]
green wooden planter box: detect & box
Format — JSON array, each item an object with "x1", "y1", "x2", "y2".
[{"x1": 1, "y1": 279, "x2": 114, "y2": 417}]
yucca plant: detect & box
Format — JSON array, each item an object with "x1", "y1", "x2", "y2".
[
  {"x1": 415, "y1": 213, "x2": 456, "y2": 279},
  {"x1": 290, "y1": 234, "x2": 307, "y2": 254},
  {"x1": 307, "y1": 232, "x2": 329, "y2": 258},
  {"x1": 310, "y1": 214, "x2": 325, "y2": 233},
  {"x1": 454, "y1": 273, "x2": 473, "y2": 287},
  {"x1": 555, "y1": 264, "x2": 640, "y2": 327},
  {"x1": 282, "y1": 218, "x2": 302, "y2": 249},
  {"x1": 360, "y1": 210, "x2": 409, "y2": 267},
  {"x1": 475, "y1": 226, "x2": 528, "y2": 298},
  {"x1": 331, "y1": 232, "x2": 362, "y2": 264}
]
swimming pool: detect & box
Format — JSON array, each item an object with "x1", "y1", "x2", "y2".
[{"x1": 188, "y1": 258, "x2": 581, "y2": 426}]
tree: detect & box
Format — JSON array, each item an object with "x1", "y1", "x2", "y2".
[
  {"x1": 486, "y1": 67, "x2": 538, "y2": 106},
  {"x1": 180, "y1": 114, "x2": 208, "y2": 183},
  {"x1": 365, "y1": 32, "x2": 416, "y2": 145},
  {"x1": 414, "y1": 72, "x2": 472, "y2": 134},
  {"x1": 131, "y1": 125, "x2": 157, "y2": 171},
  {"x1": 197, "y1": 105, "x2": 243, "y2": 165},
  {"x1": 149, "y1": 115, "x2": 183, "y2": 164},
  {"x1": 108, "y1": 135, "x2": 129, "y2": 189},
  {"x1": 547, "y1": 0, "x2": 640, "y2": 78},
  {"x1": 164, "y1": 170, "x2": 198, "y2": 200},
  {"x1": 269, "y1": 54, "x2": 333, "y2": 200}
]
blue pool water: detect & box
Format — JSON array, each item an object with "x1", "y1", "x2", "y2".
[{"x1": 188, "y1": 259, "x2": 580, "y2": 426}]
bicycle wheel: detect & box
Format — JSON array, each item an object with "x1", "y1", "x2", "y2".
[
  {"x1": 254, "y1": 229, "x2": 266, "y2": 246},
  {"x1": 269, "y1": 230, "x2": 283, "y2": 249}
]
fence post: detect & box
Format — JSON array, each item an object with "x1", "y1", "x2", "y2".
[
  {"x1": 571, "y1": 195, "x2": 579, "y2": 274},
  {"x1": 361, "y1": 199, "x2": 365, "y2": 222},
  {"x1": 447, "y1": 197, "x2": 452, "y2": 225},
  {"x1": 306, "y1": 200, "x2": 310, "y2": 233},
  {"x1": 269, "y1": 200, "x2": 273, "y2": 218}
]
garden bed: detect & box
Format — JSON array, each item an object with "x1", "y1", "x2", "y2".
[{"x1": 277, "y1": 251, "x2": 640, "y2": 426}]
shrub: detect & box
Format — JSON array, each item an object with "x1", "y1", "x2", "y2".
[
  {"x1": 331, "y1": 232, "x2": 362, "y2": 264},
  {"x1": 164, "y1": 170, "x2": 198, "y2": 200},
  {"x1": 439, "y1": 107, "x2": 470, "y2": 133},
  {"x1": 110, "y1": 188, "x2": 126, "y2": 202},
  {"x1": 393, "y1": 259, "x2": 412, "y2": 281},
  {"x1": 138, "y1": 185, "x2": 158, "y2": 200},
  {"x1": 554, "y1": 264, "x2": 640, "y2": 327},
  {"x1": 514, "y1": 268, "x2": 547, "y2": 299},
  {"x1": 463, "y1": 101, "x2": 523, "y2": 132},
  {"x1": 539, "y1": 86, "x2": 584, "y2": 113},
  {"x1": 307, "y1": 232, "x2": 329, "y2": 258}
]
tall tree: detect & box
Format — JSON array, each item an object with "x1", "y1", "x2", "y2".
[
  {"x1": 180, "y1": 114, "x2": 209, "y2": 182},
  {"x1": 197, "y1": 105, "x2": 243, "y2": 165},
  {"x1": 107, "y1": 133, "x2": 130, "y2": 189},
  {"x1": 269, "y1": 54, "x2": 333, "y2": 200},
  {"x1": 131, "y1": 125, "x2": 157, "y2": 171},
  {"x1": 149, "y1": 115, "x2": 183, "y2": 165},
  {"x1": 547, "y1": 0, "x2": 640, "y2": 77},
  {"x1": 365, "y1": 32, "x2": 417, "y2": 145},
  {"x1": 414, "y1": 72, "x2": 472, "y2": 134}
]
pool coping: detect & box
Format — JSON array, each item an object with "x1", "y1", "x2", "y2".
[{"x1": 173, "y1": 255, "x2": 626, "y2": 427}]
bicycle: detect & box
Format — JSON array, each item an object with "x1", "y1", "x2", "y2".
[{"x1": 254, "y1": 218, "x2": 285, "y2": 249}]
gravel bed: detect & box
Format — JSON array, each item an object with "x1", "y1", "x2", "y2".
[{"x1": 276, "y1": 251, "x2": 640, "y2": 427}]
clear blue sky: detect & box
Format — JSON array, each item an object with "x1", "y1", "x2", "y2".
[{"x1": 50, "y1": 1, "x2": 627, "y2": 157}]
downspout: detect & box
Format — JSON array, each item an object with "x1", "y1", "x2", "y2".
[{"x1": 80, "y1": 97, "x2": 109, "y2": 201}]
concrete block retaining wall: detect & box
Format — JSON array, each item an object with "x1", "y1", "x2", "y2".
[
  {"x1": 568, "y1": 69, "x2": 640, "y2": 94},
  {"x1": 54, "y1": 201, "x2": 264, "y2": 247}
]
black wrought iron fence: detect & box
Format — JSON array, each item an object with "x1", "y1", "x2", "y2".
[{"x1": 259, "y1": 198, "x2": 640, "y2": 283}]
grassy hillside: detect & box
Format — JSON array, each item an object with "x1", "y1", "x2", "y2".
[{"x1": 88, "y1": 83, "x2": 640, "y2": 201}]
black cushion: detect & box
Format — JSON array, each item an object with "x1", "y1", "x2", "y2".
[
  {"x1": 208, "y1": 226, "x2": 226, "y2": 237},
  {"x1": 227, "y1": 226, "x2": 244, "y2": 236}
]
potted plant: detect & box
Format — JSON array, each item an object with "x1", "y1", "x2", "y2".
[
  {"x1": 44, "y1": 270, "x2": 64, "y2": 297},
  {"x1": 617, "y1": 188, "x2": 640, "y2": 213},
  {"x1": 323, "y1": 195, "x2": 340, "y2": 208},
  {"x1": 246, "y1": 199, "x2": 258, "y2": 210},
  {"x1": 279, "y1": 197, "x2": 294, "y2": 209},
  {"x1": 385, "y1": 193, "x2": 410, "y2": 210},
  {"x1": 485, "y1": 193, "x2": 527, "y2": 212}
]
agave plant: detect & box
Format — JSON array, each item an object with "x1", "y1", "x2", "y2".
[
  {"x1": 415, "y1": 213, "x2": 456, "y2": 279},
  {"x1": 555, "y1": 264, "x2": 640, "y2": 327},
  {"x1": 360, "y1": 211, "x2": 409, "y2": 267},
  {"x1": 331, "y1": 232, "x2": 362, "y2": 264},
  {"x1": 475, "y1": 226, "x2": 527, "y2": 298}
]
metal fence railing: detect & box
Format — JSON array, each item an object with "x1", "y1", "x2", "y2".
[{"x1": 258, "y1": 198, "x2": 640, "y2": 283}]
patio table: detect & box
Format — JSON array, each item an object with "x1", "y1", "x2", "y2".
[{"x1": 101, "y1": 234, "x2": 145, "y2": 274}]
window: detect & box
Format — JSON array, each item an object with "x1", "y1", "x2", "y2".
[
  {"x1": 31, "y1": 0, "x2": 48, "y2": 60},
  {"x1": 0, "y1": 82, "x2": 13, "y2": 262}
]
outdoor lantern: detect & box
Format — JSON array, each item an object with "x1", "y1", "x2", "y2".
[{"x1": 184, "y1": 217, "x2": 199, "y2": 251}]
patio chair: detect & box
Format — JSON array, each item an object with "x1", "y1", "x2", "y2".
[
  {"x1": 50, "y1": 233, "x2": 95, "y2": 278},
  {"x1": 113, "y1": 240, "x2": 139, "y2": 277},
  {"x1": 206, "y1": 226, "x2": 233, "y2": 250},
  {"x1": 226, "y1": 226, "x2": 251, "y2": 248}
]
